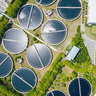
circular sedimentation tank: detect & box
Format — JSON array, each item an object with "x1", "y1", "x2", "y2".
[
  {"x1": 46, "y1": 90, "x2": 66, "y2": 96},
  {"x1": 27, "y1": 44, "x2": 52, "y2": 69},
  {"x1": 11, "y1": 67, "x2": 37, "y2": 93},
  {"x1": 3, "y1": 28, "x2": 28, "y2": 54},
  {"x1": 41, "y1": 19, "x2": 67, "y2": 45},
  {"x1": 68, "y1": 78, "x2": 91, "y2": 96},
  {"x1": 18, "y1": 4, "x2": 43, "y2": 30},
  {"x1": 35, "y1": 0, "x2": 56, "y2": 6},
  {"x1": 0, "y1": 52, "x2": 13, "y2": 78},
  {"x1": 57, "y1": 0, "x2": 82, "y2": 21}
]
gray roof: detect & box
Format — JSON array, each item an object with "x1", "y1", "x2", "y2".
[{"x1": 67, "y1": 46, "x2": 80, "y2": 60}]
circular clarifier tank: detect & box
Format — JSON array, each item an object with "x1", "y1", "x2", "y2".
[
  {"x1": 35, "y1": 0, "x2": 56, "y2": 6},
  {"x1": 57, "y1": 0, "x2": 82, "y2": 21},
  {"x1": 68, "y1": 78, "x2": 91, "y2": 96},
  {"x1": 11, "y1": 67, "x2": 37, "y2": 93},
  {"x1": 17, "y1": 4, "x2": 43, "y2": 30},
  {"x1": 27, "y1": 44, "x2": 52, "y2": 69},
  {"x1": 0, "y1": 52, "x2": 13, "y2": 78},
  {"x1": 3, "y1": 28, "x2": 28, "y2": 54},
  {"x1": 41, "y1": 19, "x2": 67, "y2": 45},
  {"x1": 46, "y1": 90, "x2": 67, "y2": 96}
]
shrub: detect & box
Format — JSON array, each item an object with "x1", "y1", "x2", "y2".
[
  {"x1": 35, "y1": 40, "x2": 39, "y2": 43},
  {"x1": 15, "y1": 56, "x2": 21, "y2": 62},
  {"x1": 0, "y1": 17, "x2": 9, "y2": 39},
  {"x1": 35, "y1": 33, "x2": 39, "y2": 37},
  {"x1": 71, "y1": 71, "x2": 77, "y2": 78},
  {"x1": 27, "y1": 53, "x2": 64, "y2": 96},
  {"x1": 0, "y1": 80, "x2": 21, "y2": 96},
  {"x1": 33, "y1": 37, "x2": 36, "y2": 41},
  {"x1": 6, "y1": 0, "x2": 28, "y2": 17}
]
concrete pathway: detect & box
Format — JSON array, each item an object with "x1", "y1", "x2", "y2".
[{"x1": 82, "y1": 34, "x2": 96, "y2": 65}]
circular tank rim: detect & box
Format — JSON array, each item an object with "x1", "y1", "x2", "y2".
[
  {"x1": 68, "y1": 77, "x2": 92, "y2": 96},
  {"x1": 17, "y1": 4, "x2": 43, "y2": 30},
  {"x1": 46, "y1": 89, "x2": 67, "y2": 96},
  {"x1": 2, "y1": 28, "x2": 28, "y2": 54},
  {"x1": 41, "y1": 19, "x2": 67, "y2": 45},
  {"x1": 35, "y1": 0, "x2": 57, "y2": 6},
  {"x1": 0, "y1": 52, "x2": 13, "y2": 78},
  {"x1": 11, "y1": 67, "x2": 37, "y2": 93},
  {"x1": 56, "y1": 0, "x2": 82, "y2": 21},
  {"x1": 26, "y1": 43, "x2": 52, "y2": 70}
]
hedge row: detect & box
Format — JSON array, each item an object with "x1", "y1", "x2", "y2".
[
  {"x1": 0, "y1": 80, "x2": 21, "y2": 96},
  {"x1": 27, "y1": 53, "x2": 65, "y2": 96}
]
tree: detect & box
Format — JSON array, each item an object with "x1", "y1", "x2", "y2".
[
  {"x1": 71, "y1": 25, "x2": 91, "y2": 63},
  {"x1": 88, "y1": 65, "x2": 93, "y2": 72},
  {"x1": 72, "y1": 71, "x2": 77, "y2": 78},
  {"x1": 0, "y1": 80, "x2": 21, "y2": 96},
  {"x1": 27, "y1": 53, "x2": 64, "y2": 96},
  {"x1": 0, "y1": 17, "x2": 9, "y2": 39},
  {"x1": 93, "y1": 66, "x2": 96, "y2": 75},
  {"x1": 33, "y1": 37, "x2": 36, "y2": 41},
  {"x1": 6, "y1": 0, "x2": 28, "y2": 17}
]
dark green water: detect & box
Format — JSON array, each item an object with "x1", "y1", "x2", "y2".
[{"x1": 69, "y1": 78, "x2": 91, "y2": 96}]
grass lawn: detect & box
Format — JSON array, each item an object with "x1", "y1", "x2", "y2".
[
  {"x1": 91, "y1": 26, "x2": 96, "y2": 34},
  {"x1": 49, "y1": 66, "x2": 73, "y2": 95},
  {"x1": 85, "y1": 26, "x2": 96, "y2": 40}
]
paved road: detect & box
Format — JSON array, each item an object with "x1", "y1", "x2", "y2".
[{"x1": 82, "y1": 34, "x2": 96, "y2": 64}]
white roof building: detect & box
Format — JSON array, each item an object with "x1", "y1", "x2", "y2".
[
  {"x1": 87, "y1": 0, "x2": 96, "y2": 24},
  {"x1": 67, "y1": 46, "x2": 80, "y2": 60},
  {"x1": 94, "y1": 93, "x2": 96, "y2": 96}
]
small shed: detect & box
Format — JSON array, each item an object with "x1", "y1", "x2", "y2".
[
  {"x1": 17, "y1": 58, "x2": 23, "y2": 64},
  {"x1": 67, "y1": 46, "x2": 80, "y2": 60},
  {"x1": 46, "y1": 9, "x2": 53, "y2": 16}
]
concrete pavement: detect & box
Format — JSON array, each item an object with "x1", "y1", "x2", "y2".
[{"x1": 82, "y1": 34, "x2": 96, "y2": 64}]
